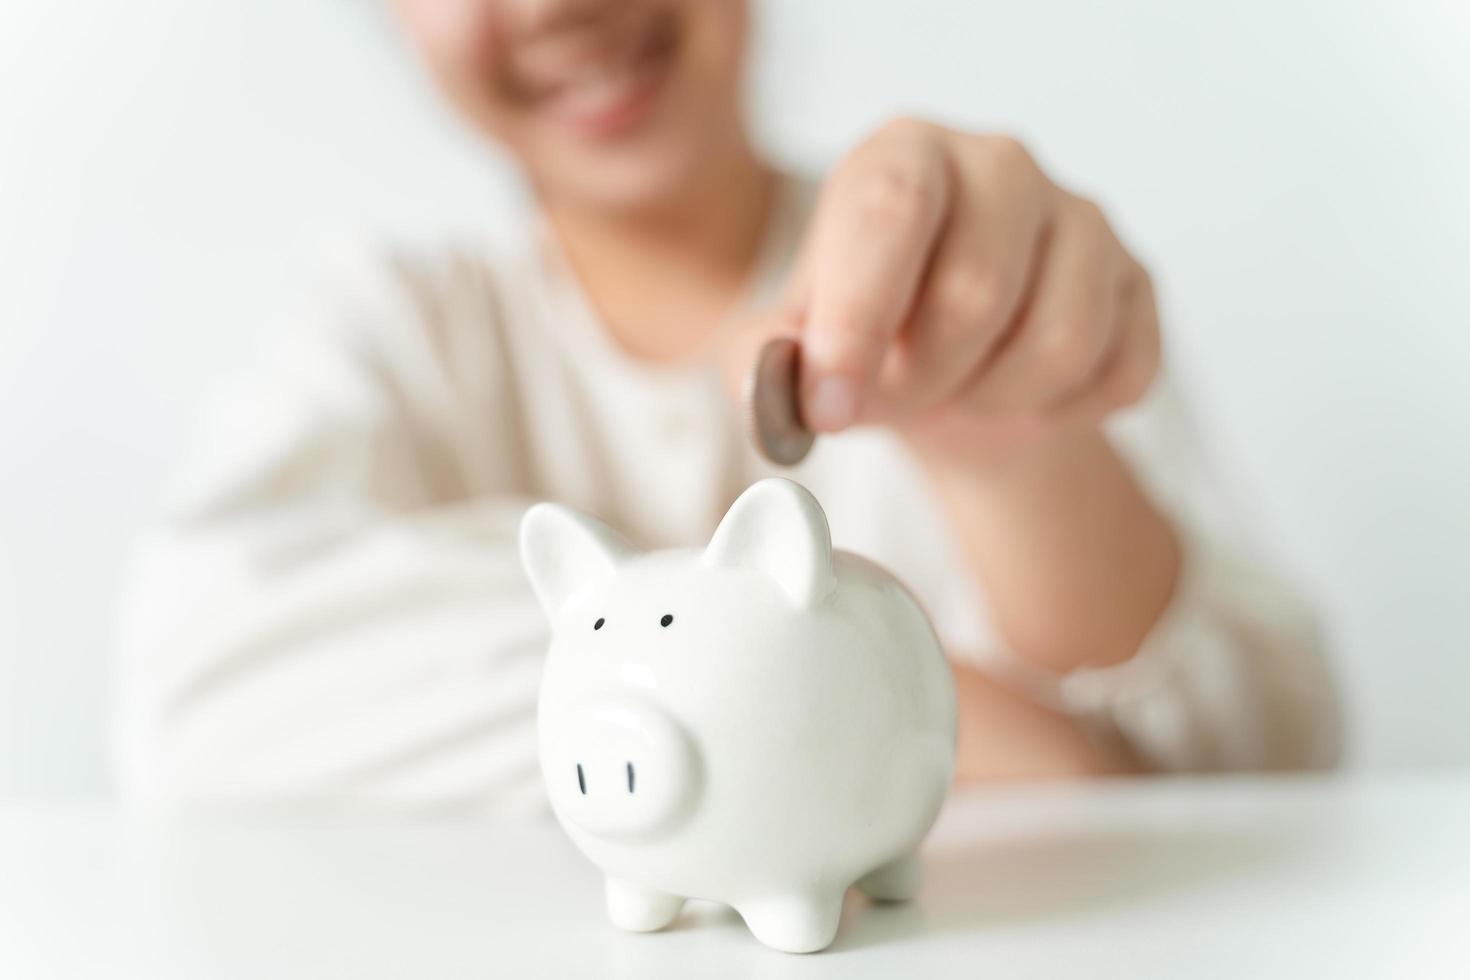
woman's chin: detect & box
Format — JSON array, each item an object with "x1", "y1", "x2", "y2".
[{"x1": 533, "y1": 140, "x2": 718, "y2": 215}]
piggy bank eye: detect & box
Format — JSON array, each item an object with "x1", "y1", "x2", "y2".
[
  {"x1": 593, "y1": 618, "x2": 605, "y2": 631},
  {"x1": 659, "y1": 614, "x2": 674, "y2": 628}
]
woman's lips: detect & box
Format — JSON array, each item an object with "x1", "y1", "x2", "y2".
[
  {"x1": 538, "y1": 51, "x2": 671, "y2": 139},
  {"x1": 508, "y1": 12, "x2": 678, "y2": 141}
]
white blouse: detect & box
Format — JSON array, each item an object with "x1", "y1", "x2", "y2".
[{"x1": 112, "y1": 178, "x2": 1342, "y2": 812}]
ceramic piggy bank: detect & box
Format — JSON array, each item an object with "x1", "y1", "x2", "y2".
[{"x1": 519, "y1": 478, "x2": 956, "y2": 953}]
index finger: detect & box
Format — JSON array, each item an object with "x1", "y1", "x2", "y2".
[{"x1": 800, "y1": 126, "x2": 952, "y2": 431}]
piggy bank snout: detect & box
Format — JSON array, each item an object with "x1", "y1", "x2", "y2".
[{"x1": 544, "y1": 698, "x2": 699, "y2": 841}]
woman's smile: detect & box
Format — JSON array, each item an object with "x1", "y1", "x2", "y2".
[{"x1": 506, "y1": 7, "x2": 679, "y2": 140}]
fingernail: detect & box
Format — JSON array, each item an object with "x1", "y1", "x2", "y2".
[{"x1": 805, "y1": 376, "x2": 860, "y2": 432}]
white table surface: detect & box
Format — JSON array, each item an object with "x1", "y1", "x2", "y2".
[{"x1": 3, "y1": 773, "x2": 1467, "y2": 979}]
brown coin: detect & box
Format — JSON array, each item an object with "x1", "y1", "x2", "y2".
[{"x1": 743, "y1": 336, "x2": 815, "y2": 467}]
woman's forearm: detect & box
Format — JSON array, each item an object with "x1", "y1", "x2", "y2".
[{"x1": 921, "y1": 430, "x2": 1181, "y2": 674}]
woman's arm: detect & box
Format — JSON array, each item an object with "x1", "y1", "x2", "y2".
[
  {"x1": 935, "y1": 381, "x2": 1344, "y2": 774},
  {"x1": 113, "y1": 248, "x2": 549, "y2": 812},
  {"x1": 751, "y1": 118, "x2": 1341, "y2": 773},
  {"x1": 930, "y1": 415, "x2": 1342, "y2": 775},
  {"x1": 921, "y1": 429, "x2": 1180, "y2": 675}
]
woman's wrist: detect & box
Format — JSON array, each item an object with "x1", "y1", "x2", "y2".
[{"x1": 906, "y1": 421, "x2": 1106, "y2": 491}]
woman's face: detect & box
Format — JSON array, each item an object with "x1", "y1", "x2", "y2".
[{"x1": 393, "y1": 0, "x2": 752, "y2": 212}]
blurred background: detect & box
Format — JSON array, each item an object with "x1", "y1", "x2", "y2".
[{"x1": 1, "y1": 0, "x2": 1467, "y2": 800}]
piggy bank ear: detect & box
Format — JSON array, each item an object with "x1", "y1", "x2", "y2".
[
  {"x1": 703, "y1": 478, "x2": 835, "y2": 607},
  {"x1": 520, "y1": 503, "x2": 635, "y2": 617}
]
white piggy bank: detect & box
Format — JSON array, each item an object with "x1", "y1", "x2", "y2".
[{"x1": 519, "y1": 478, "x2": 956, "y2": 953}]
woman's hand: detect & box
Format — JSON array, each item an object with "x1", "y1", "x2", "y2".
[
  {"x1": 775, "y1": 118, "x2": 1162, "y2": 466},
  {"x1": 735, "y1": 118, "x2": 1181, "y2": 677}
]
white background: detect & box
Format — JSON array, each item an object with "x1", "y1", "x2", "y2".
[{"x1": 1, "y1": 0, "x2": 1467, "y2": 798}]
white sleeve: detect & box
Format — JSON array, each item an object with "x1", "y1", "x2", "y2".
[
  {"x1": 112, "y1": 249, "x2": 550, "y2": 814},
  {"x1": 1003, "y1": 378, "x2": 1344, "y2": 773}
]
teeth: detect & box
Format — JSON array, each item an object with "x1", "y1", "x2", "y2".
[
  {"x1": 571, "y1": 60, "x2": 631, "y2": 89},
  {"x1": 560, "y1": 78, "x2": 630, "y2": 117},
  {"x1": 574, "y1": 42, "x2": 645, "y2": 87},
  {"x1": 520, "y1": 26, "x2": 657, "y2": 106},
  {"x1": 551, "y1": 60, "x2": 644, "y2": 119}
]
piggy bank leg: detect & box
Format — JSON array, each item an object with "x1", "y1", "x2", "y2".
[
  {"x1": 605, "y1": 877, "x2": 685, "y2": 932},
  {"x1": 737, "y1": 890, "x2": 844, "y2": 954},
  {"x1": 856, "y1": 850, "x2": 922, "y2": 902}
]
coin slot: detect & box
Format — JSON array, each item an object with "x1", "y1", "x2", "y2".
[
  {"x1": 626, "y1": 761, "x2": 635, "y2": 794},
  {"x1": 577, "y1": 763, "x2": 586, "y2": 795}
]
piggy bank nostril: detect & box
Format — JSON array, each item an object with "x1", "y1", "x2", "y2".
[{"x1": 546, "y1": 699, "x2": 694, "y2": 838}]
